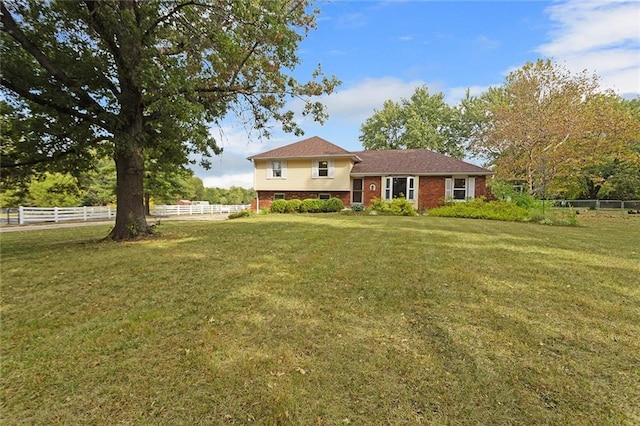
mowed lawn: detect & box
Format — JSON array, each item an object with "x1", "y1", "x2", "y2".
[{"x1": 1, "y1": 215, "x2": 639, "y2": 424}]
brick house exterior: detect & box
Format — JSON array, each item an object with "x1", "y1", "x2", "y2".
[{"x1": 248, "y1": 136, "x2": 494, "y2": 211}]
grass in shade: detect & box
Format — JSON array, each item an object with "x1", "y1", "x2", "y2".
[{"x1": 1, "y1": 215, "x2": 639, "y2": 424}]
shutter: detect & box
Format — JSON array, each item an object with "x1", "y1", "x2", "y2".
[
  {"x1": 312, "y1": 160, "x2": 318, "y2": 178},
  {"x1": 445, "y1": 178, "x2": 453, "y2": 200},
  {"x1": 384, "y1": 177, "x2": 392, "y2": 200},
  {"x1": 408, "y1": 176, "x2": 415, "y2": 200},
  {"x1": 267, "y1": 161, "x2": 273, "y2": 179},
  {"x1": 328, "y1": 160, "x2": 335, "y2": 178},
  {"x1": 281, "y1": 161, "x2": 287, "y2": 179},
  {"x1": 467, "y1": 177, "x2": 475, "y2": 199}
]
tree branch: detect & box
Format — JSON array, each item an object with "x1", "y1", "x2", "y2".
[
  {"x1": 1, "y1": 77, "x2": 107, "y2": 128},
  {"x1": 1, "y1": 2, "x2": 109, "y2": 119}
]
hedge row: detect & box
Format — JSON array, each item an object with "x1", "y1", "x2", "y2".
[{"x1": 270, "y1": 198, "x2": 344, "y2": 213}]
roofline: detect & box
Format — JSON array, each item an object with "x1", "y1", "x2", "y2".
[
  {"x1": 350, "y1": 171, "x2": 495, "y2": 177},
  {"x1": 247, "y1": 154, "x2": 361, "y2": 161}
]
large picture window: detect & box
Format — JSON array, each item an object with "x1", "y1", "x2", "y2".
[{"x1": 383, "y1": 177, "x2": 416, "y2": 201}]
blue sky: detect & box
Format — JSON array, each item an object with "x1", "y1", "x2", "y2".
[{"x1": 196, "y1": 0, "x2": 640, "y2": 189}]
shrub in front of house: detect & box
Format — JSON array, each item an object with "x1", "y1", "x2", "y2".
[
  {"x1": 270, "y1": 199, "x2": 288, "y2": 213},
  {"x1": 299, "y1": 198, "x2": 324, "y2": 213},
  {"x1": 285, "y1": 199, "x2": 302, "y2": 213},
  {"x1": 428, "y1": 199, "x2": 529, "y2": 221},
  {"x1": 323, "y1": 197, "x2": 344, "y2": 212},
  {"x1": 366, "y1": 198, "x2": 417, "y2": 216}
]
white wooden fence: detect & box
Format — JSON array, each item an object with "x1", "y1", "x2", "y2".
[
  {"x1": 150, "y1": 204, "x2": 249, "y2": 216},
  {"x1": 13, "y1": 204, "x2": 250, "y2": 225},
  {"x1": 17, "y1": 206, "x2": 116, "y2": 225}
]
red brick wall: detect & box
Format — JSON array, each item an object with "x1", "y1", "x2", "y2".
[{"x1": 251, "y1": 176, "x2": 491, "y2": 211}]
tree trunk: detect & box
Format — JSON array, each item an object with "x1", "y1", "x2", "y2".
[{"x1": 109, "y1": 145, "x2": 149, "y2": 240}]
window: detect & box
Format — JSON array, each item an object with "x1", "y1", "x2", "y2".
[
  {"x1": 453, "y1": 178, "x2": 466, "y2": 200},
  {"x1": 318, "y1": 161, "x2": 329, "y2": 177},
  {"x1": 274, "y1": 193, "x2": 285, "y2": 200},
  {"x1": 383, "y1": 177, "x2": 416, "y2": 201},
  {"x1": 312, "y1": 159, "x2": 334, "y2": 178},
  {"x1": 445, "y1": 177, "x2": 476, "y2": 201},
  {"x1": 352, "y1": 179, "x2": 363, "y2": 204},
  {"x1": 267, "y1": 161, "x2": 286, "y2": 179},
  {"x1": 318, "y1": 193, "x2": 331, "y2": 200}
]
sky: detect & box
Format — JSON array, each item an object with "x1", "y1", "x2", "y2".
[{"x1": 194, "y1": 0, "x2": 640, "y2": 189}]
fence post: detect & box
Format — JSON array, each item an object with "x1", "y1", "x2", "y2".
[
  {"x1": 83, "y1": 206, "x2": 88, "y2": 221},
  {"x1": 595, "y1": 199, "x2": 600, "y2": 212},
  {"x1": 18, "y1": 206, "x2": 24, "y2": 225},
  {"x1": 54, "y1": 207, "x2": 59, "y2": 223}
]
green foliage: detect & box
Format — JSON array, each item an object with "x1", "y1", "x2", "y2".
[
  {"x1": 351, "y1": 203, "x2": 365, "y2": 212},
  {"x1": 359, "y1": 86, "x2": 465, "y2": 158},
  {"x1": 1, "y1": 1, "x2": 340, "y2": 239},
  {"x1": 428, "y1": 199, "x2": 529, "y2": 221},
  {"x1": 285, "y1": 199, "x2": 302, "y2": 213},
  {"x1": 299, "y1": 198, "x2": 325, "y2": 213},
  {"x1": 203, "y1": 186, "x2": 256, "y2": 205},
  {"x1": 270, "y1": 199, "x2": 288, "y2": 213},
  {"x1": 526, "y1": 208, "x2": 578, "y2": 226},
  {"x1": 324, "y1": 197, "x2": 344, "y2": 212},
  {"x1": 25, "y1": 173, "x2": 83, "y2": 207},
  {"x1": 228, "y1": 209, "x2": 253, "y2": 219},
  {"x1": 366, "y1": 198, "x2": 417, "y2": 216}
]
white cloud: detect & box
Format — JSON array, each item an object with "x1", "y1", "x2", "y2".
[
  {"x1": 308, "y1": 77, "x2": 427, "y2": 124},
  {"x1": 446, "y1": 85, "x2": 493, "y2": 105},
  {"x1": 538, "y1": 0, "x2": 640, "y2": 96},
  {"x1": 202, "y1": 173, "x2": 253, "y2": 189}
]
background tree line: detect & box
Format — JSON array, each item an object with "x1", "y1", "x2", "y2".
[
  {"x1": 360, "y1": 60, "x2": 640, "y2": 200},
  {"x1": 0, "y1": 158, "x2": 255, "y2": 208}
]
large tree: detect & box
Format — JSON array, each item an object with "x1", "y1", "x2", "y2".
[
  {"x1": 359, "y1": 86, "x2": 466, "y2": 158},
  {"x1": 469, "y1": 59, "x2": 639, "y2": 197},
  {"x1": 1, "y1": 0, "x2": 339, "y2": 239}
]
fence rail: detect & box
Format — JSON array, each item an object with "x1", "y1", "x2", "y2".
[
  {"x1": 1, "y1": 204, "x2": 250, "y2": 225},
  {"x1": 150, "y1": 204, "x2": 249, "y2": 216},
  {"x1": 551, "y1": 200, "x2": 640, "y2": 212}
]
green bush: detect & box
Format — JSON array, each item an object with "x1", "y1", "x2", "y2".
[
  {"x1": 366, "y1": 198, "x2": 417, "y2": 216},
  {"x1": 351, "y1": 203, "x2": 365, "y2": 212},
  {"x1": 270, "y1": 199, "x2": 288, "y2": 213},
  {"x1": 299, "y1": 198, "x2": 324, "y2": 213},
  {"x1": 526, "y1": 208, "x2": 578, "y2": 226},
  {"x1": 285, "y1": 199, "x2": 302, "y2": 213},
  {"x1": 428, "y1": 199, "x2": 529, "y2": 221},
  {"x1": 324, "y1": 197, "x2": 344, "y2": 212}
]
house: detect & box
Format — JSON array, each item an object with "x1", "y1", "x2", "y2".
[{"x1": 247, "y1": 136, "x2": 494, "y2": 211}]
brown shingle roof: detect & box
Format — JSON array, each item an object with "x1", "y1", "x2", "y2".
[
  {"x1": 248, "y1": 136, "x2": 493, "y2": 175},
  {"x1": 247, "y1": 136, "x2": 355, "y2": 160},
  {"x1": 350, "y1": 149, "x2": 493, "y2": 175}
]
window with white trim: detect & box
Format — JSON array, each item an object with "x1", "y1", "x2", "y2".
[
  {"x1": 445, "y1": 177, "x2": 476, "y2": 201},
  {"x1": 383, "y1": 177, "x2": 416, "y2": 201},
  {"x1": 318, "y1": 193, "x2": 331, "y2": 200},
  {"x1": 267, "y1": 160, "x2": 287, "y2": 179},
  {"x1": 312, "y1": 159, "x2": 334, "y2": 178}
]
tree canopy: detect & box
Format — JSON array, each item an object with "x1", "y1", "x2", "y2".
[
  {"x1": 469, "y1": 60, "x2": 640, "y2": 198},
  {"x1": 1, "y1": 0, "x2": 339, "y2": 239},
  {"x1": 359, "y1": 86, "x2": 467, "y2": 158}
]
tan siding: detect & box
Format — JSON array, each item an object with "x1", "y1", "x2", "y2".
[{"x1": 253, "y1": 158, "x2": 352, "y2": 191}]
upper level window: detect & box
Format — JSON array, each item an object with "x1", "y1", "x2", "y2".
[
  {"x1": 312, "y1": 159, "x2": 334, "y2": 178},
  {"x1": 318, "y1": 161, "x2": 329, "y2": 177},
  {"x1": 267, "y1": 160, "x2": 286, "y2": 179}
]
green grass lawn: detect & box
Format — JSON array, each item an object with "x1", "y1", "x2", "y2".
[{"x1": 1, "y1": 215, "x2": 639, "y2": 424}]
